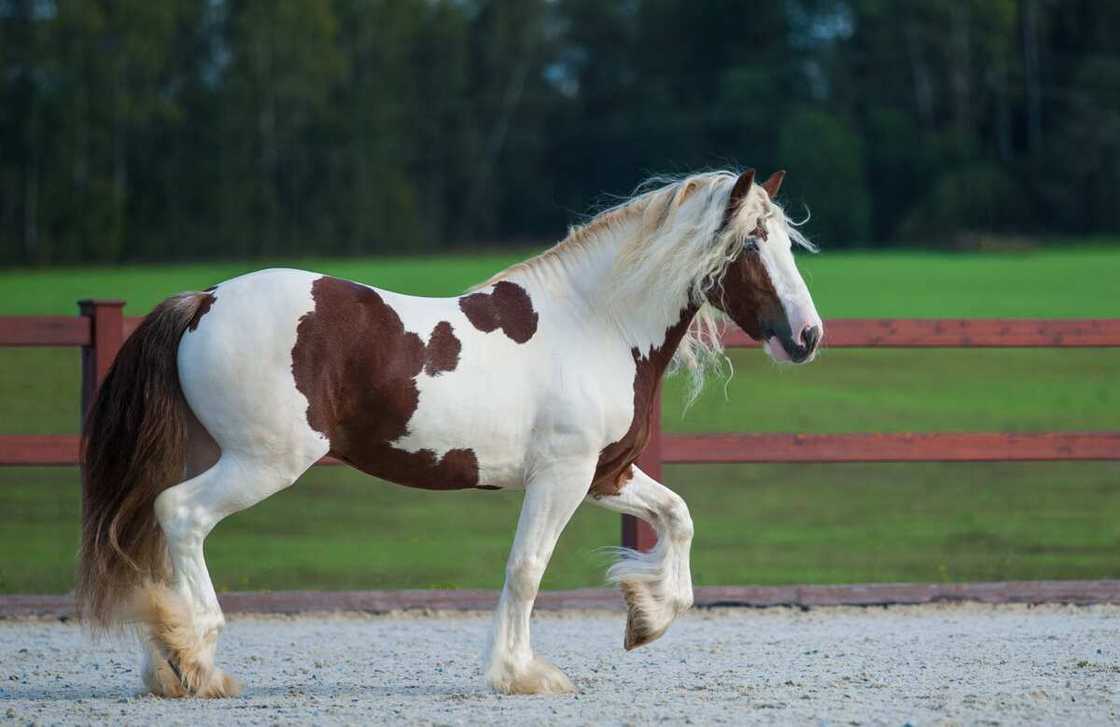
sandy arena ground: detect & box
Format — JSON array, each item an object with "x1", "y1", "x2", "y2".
[{"x1": 2, "y1": 603, "x2": 1119, "y2": 725}]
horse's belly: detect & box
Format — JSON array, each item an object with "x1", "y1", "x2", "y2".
[
  {"x1": 326, "y1": 399, "x2": 527, "y2": 490},
  {"x1": 331, "y1": 434, "x2": 496, "y2": 490},
  {"x1": 382, "y1": 377, "x2": 533, "y2": 489}
]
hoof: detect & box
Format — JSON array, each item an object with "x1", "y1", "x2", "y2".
[
  {"x1": 144, "y1": 654, "x2": 189, "y2": 698},
  {"x1": 489, "y1": 657, "x2": 576, "y2": 695},
  {"x1": 133, "y1": 584, "x2": 241, "y2": 698},
  {"x1": 620, "y1": 582, "x2": 678, "y2": 651},
  {"x1": 624, "y1": 609, "x2": 671, "y2": 651},
  {"x1": 191, "y1": 667, "x2": 241, "y2": 698},
  {"x1": 144, "y1": 653, "x2": 241, "y2": 699}
]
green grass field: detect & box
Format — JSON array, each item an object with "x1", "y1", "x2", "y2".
[{"x1": 1, "y1": 245, "x2": 1118, "y2": 593}]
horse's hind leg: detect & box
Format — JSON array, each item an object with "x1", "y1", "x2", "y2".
[
  {"x1": 588, "y1": 465, "x2": 694, "y2": 650},
  {"x1": 143, "y1": 450, "x2": 315, "y2": 697}
]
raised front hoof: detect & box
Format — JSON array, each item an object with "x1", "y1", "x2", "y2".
[
  {"x1": 620, "y1": 581, "x2": 685, "y2": 651},
  {"x1": 624, "y1": 608, "x2": 672, "y2": 651},
  {"x1": 488, "y1": 657, "x2": 576, "y2": 695},
  {"x1": 144, "y1": 656, "x2": 241, "y2": 699}
]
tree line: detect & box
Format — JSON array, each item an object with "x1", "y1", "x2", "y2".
[{"x1": 1, "y1": 0, "x2": 1117, "y2": 264}]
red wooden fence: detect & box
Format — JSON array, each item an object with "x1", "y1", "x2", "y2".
[
  {"x1": 2, "y1": 302, "x2": 1119, "y2": 553},
  {"x1": 627, "y1": 318, "x2": 1120, "y2": 550}
]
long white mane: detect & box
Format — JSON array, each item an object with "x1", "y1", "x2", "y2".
[{"x1": 482, "y1": 171, "x2": 815, "y2": 401}]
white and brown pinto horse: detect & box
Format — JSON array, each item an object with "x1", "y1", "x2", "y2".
[{"x1": 78, "y1": 169, "x2": 821, "y2": 697}]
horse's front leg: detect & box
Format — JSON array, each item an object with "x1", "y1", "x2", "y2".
[
  {"x1": 588, "y1": 465, "x2": 694, "y2": 650},
  {"x1": 485, "y1": 458, "x2": 595, "y2": 695}
]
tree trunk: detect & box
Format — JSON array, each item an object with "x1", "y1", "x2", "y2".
[
  {"x1": 905, "y1": 18, "x2": 934, "y2": 128},
  {"x1": 1022, "y1": 0, "x2": 1043, "y2": 154},
  {"x1": 949, "y1": 3, "x2": 973, "y2": 148},
  {"x1": 23, "y1": 75, "x2": 41, "y2": 262},
  {"x1": 112, "y1": 53, "x2": 128, "y2": 258}
]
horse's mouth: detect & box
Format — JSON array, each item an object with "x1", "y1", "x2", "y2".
[{"x1": 764, "y1": 333, "x2": 816, "y2": 365}]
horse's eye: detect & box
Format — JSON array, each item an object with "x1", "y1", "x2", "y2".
[{"x1": 743, "y1": 239, "x2": 759, "y2": 253}]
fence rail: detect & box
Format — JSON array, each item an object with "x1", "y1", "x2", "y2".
[
  {"x1": 0, "y1": 316, "x2": 92, "y2": 346},
  {"x1": 1, "y1": 302, "x2": 1118, "y2": 553},
  {"x1": 721, "y1": 318, "x2": 1120, "y2": 348},
  {"x1": 661, "y1": 432, "x2": 1120, "y2": 463},
  {"x1": 629, "y1": 321, "x2": 1120, "y2": 549}
]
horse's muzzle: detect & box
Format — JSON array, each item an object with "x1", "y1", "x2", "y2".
[{"x1": 770, "y1": 324, "x2": 820, "y2": 364}]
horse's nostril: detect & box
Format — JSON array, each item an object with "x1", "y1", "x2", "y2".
[{"x1": 802, "y1": 325, "x2": 821, "y2": 351}]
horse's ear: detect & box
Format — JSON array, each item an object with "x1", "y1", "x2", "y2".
[
  {"x1": 761, "y1": 170, "x2": 786, "y2": 199},
  {"x1": 722, "y1": 168, "x2": 755, "y2": 228}
]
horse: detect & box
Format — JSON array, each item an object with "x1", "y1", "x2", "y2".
[{"x1": 76, "y1": 168, "x2": 822, "y2": 697}]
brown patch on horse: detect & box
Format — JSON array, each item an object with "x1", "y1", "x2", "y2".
[
  {"x1": 705, "y1": 248, "x2": 782, "y2": 341},
  {"x1": 459, "y1": 281, "x2": 538, "y2": 343},
  {"x1": 187, "y1": 290, "x2": 217, "y2": 332},
  {"x1": 423, "y1": 321, "x2": 461, "y2": 376},
  {"x1": 590, "y1": 308, "x2": 696, "y2": 496},
  {"x1": 589, "y1": 463, "x2": 634, "y2": 499},
  {"x1": 705, "y1": 168, "x2": 787, "y2": 339},
  {"x1": 292, "y1": 277, "x2": 479, "y2": 490}
]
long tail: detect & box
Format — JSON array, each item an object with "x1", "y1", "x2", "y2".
[{"x1": 76, "y1": 292, "x2": 211, "y2": 628}]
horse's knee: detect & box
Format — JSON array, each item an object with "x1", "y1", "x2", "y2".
[{"x1": 663, "y1": 493, "x2": 693, "y2": 543}]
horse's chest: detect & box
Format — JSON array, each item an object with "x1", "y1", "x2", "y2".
[{"x1": 589, "y1": 350, "x2": 661, "y2": 496}]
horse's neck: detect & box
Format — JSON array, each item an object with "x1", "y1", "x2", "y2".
[{"x1": 512, "y1": 217, "x2": 698, "y2": 362}]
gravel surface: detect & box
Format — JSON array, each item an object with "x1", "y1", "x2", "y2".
[{"x1": 2, "y1": 604, "x2": 1119, "y2": 725}]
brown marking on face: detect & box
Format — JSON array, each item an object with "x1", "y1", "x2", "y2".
[
  {"x1": 708, "y1": 173, "x2": 786, "y2": 340},
  {"x1": 424, "y1": 321, "x2": 461, "y2": 376},
  {"x1": 187, "y1": 290, "x2": 217, "y2": 332},
  {"x1": 459, "y1": 281, "x2": 538, "y2": 343},
  {"x1": 706, "y1": 248, "x2": 783, "y2": 341},
  {"x1": 590, "y1": 308, "x2": 697, "y2": 497},
  {"x1": 291, "y1": 277, "x2": 480, "y2": 490}
]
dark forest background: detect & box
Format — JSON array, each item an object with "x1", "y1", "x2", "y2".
[{"x1": 1, "y1": 0, "x2": 1118, "y2": 264}]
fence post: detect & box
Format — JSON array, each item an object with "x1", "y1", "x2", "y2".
[
  {"x1": 78, "y1": 300, "x2": 126, "y2": 425},
  {"x1": 623, "y1": 388, "x2": 662, "y2": 551}
]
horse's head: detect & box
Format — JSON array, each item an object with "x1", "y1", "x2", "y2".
[{"x1": 706, "y1": 169, "x2": 822, "y2": 364}]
